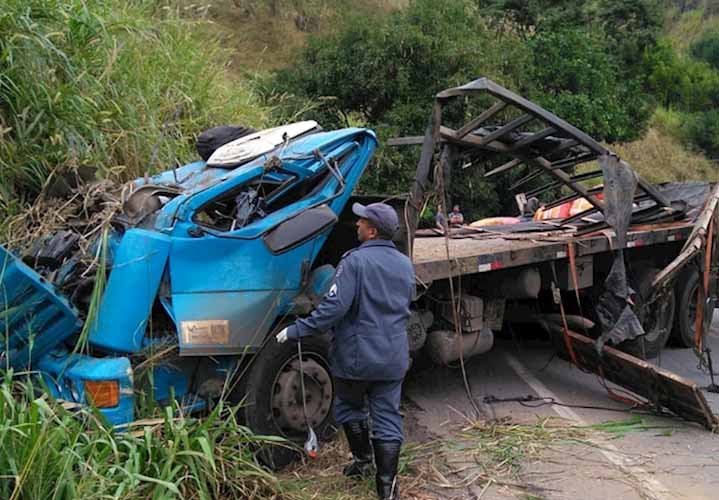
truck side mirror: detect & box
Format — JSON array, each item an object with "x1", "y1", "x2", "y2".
[{"x1": 263, "y1": 205, "x2": 337, "y2": 254}]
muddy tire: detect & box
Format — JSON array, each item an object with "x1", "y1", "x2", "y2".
[
  {"x1": 620, "y1": 265, "x2": 676, "y2": 359},
  {"x1": 234, "y1": 328, "x2": 336, "y2": 470},
  {"x1": 671, "y1": 268, "x2": 714, "y2": 348}
]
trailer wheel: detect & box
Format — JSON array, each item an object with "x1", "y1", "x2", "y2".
[
  {"x1": 671, "y1": 268, "x2": 714, "y2": 348},
  {"x1": 621, "y1": 265, "x2": 676, "y2": 359},
  {"x1": 235, "y1": 329, "x2": 336, "y2": 470}
]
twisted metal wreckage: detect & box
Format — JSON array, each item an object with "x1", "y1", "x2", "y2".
[
  {"x1": 1, "y1": 79, "x2": 718, "y2": 448},
  {"x1": 394, "y1": 78, "x2": 719, "y2": 429}
]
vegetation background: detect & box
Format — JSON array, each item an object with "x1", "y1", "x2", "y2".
[
  {"x1": 2, "y1": 0, "x2": 719, "y2": 497},
  {"x1": 3, "y1": 0, "x2": 719, "y2": 223}
]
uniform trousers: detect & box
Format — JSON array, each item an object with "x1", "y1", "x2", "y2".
[{"x1": 333, "y1": 377, "x2": 403, "y2": 443}]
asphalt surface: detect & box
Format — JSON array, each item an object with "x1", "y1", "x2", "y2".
[{"x1": 403, "y1": 314, "x2": 719, "y2": 500}]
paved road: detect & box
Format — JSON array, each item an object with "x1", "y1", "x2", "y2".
[{"x1": 404, "y1": 314, "x2": 719, "y2": 500}]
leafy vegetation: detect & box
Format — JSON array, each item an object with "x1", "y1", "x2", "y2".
[
  {"x1": 0, "y1": 372, "x2": 285, "y2": 499},
  {"x1": 0, "y1": 0, "x2": 267, "y2": 220},
  {"x1": 271, "y1": 0, "x2": 689, "y2": 217}
]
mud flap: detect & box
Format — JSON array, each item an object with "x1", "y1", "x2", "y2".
[{"x1": 566, "y1": 329, "x2": 719, "y2": 430}]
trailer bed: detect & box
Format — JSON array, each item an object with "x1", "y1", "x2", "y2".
[{"x1": 412, "y1": 222, "x2": 693, "y2": 283}]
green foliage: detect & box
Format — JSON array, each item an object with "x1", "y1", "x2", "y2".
[
  {"x1": 477, "y1": 0, "x2": 586, "y2": 38},
  {"x1": 272, "y1": 0, "x2": 522, "y2": 208},
  {"x1": 275, "y1": 0, "x2": 495, "y2": 130},
  {"x1": 0, "y1": 372, "x2": 285, "y2": 499},
  {"x1": 528, "y1": 28, "x2": 651, "y2": 142},
  {"x1": 645, "y1": 39, "x2": 719, "y2": 110},
  {"x1": 690, "y1": 28, "x2": 719, "y2": 69},
  {"x1": 685, "y1": 109, "x2": 719, "y2": 158},
  {"x1": 596, "y1": 0, "x2": 664, "y2": 68},
  {"x1": 0, "y1": 0, "x2": 267, "y2": 215}
]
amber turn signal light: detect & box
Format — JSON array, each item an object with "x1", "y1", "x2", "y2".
[{"x1": 84, "y1": 380, "x2": 120, "y2": 408}]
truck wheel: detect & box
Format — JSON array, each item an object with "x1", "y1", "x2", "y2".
[
  {"x1": 237, "y1": 330, "x2": 335, "y2": 470},
  {"x1": 672, "y1": 268, "x2": 714, "y2": 348},
  {"x1": 621, "y1": 265, "x2": 676, "y2": 359}
]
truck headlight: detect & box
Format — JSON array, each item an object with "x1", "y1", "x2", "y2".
[{"x1": 84, "y1": 380, "x2": 120, "y2": 408}]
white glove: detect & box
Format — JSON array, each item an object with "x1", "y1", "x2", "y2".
[{"x1": 276, "y1": 327, "x2": 289, "y2": 344}]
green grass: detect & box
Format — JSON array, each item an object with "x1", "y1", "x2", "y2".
[
  {"x1": 0, "y1": 371, "x2": 287, "y2": 499},
  {"x1": 0, "y1": 0, "x2": 268, "y2": 221}
]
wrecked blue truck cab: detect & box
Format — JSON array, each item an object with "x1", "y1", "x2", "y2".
[{"x1": 0, "y1": 122, "x2": 378, "y2": 434}]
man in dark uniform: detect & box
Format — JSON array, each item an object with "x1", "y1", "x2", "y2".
[{"x1": 276, "y1": 202, "x2": 415, "y2": 500}]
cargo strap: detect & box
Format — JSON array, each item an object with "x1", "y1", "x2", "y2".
[{"x1": 695, "y1": 218, "x2": 714, "y2": 351}]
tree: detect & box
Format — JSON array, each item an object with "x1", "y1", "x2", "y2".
[
  {"x1": 477, "y1": 0, "x2": 586, "y2": 38},
  {"x1": 528, "y1": 28, "x2": 651, "y2": 142},
  {"x1": 596, "y1": 0, "x2": 664, "y2": 69},
  {"x1": 691, "y1": 29, "x2": 719, "y2": 70}
]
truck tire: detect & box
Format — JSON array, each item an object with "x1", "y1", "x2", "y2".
[
  {"x1": 671, "y1": 268, "x2": 714, "y2": 348},
  {"x1": 236, "y1": 329, "x2": 336, "y2": 470},
  {"x1": 620, "y1": 265, "x2": 676, "y2": 359}
]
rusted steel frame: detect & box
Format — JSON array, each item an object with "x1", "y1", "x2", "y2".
[
  {"x1": 544, "y1": 186, "x2": 604, "y2": 211},
  {"x1": 531, "y1": 155, "x2": 604, "y2": 212},
  {"x1": 455, "y1": 101, "x2": 508, "y2": 138},
  {"x1": 407, "y1": 102, "x2": 442, "y2": 257},
  {"x1": 549, "y1": 152, "x2": 597, "y2": 170},
  {"x1": 437, "y1": 78, "x2": 608, "y2": 155},
  {"x1": 477, "y1": 113, "x2": 534, "y2": 146},
  {"x1": 485, "y1": 158, "x2": 523, "y2": 177},
  {"x1": 509, "y1": 140, "x2": 583, "y2": 189},
  {"x1": 485, "y1": 129, "x2": 574, "y2": 179},
  {"x1": 439, "y1": 126, "x2": 510, "y2": 153},
  {"x1": 652, "y1": 182, "x2": 719, "y2": 290},
  {"x1": 526, "y1": 170, "x2": 603, "y2": 198},
  {"x1": 438, "y1": 78, "x2": 673, "y2": 209},
  {"x1": 509, "y1": 126, "x2": 558, "y2": 152},
  {"x1": 694, "y1": 217, "x2": 713, "y2": 350},
  {"x1": 544, "y1": 182, "x2": 657, "y2": 214},
  {"x1": 563, "y1": 329, "x2": 717, "y2": 429}
]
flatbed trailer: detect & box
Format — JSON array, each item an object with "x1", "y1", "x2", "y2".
[
  {"x1": 386, "y1": 79, "x2": 719, "y2": 430},
  {"x1": 412, "y1": 222, "x2": 693, "y2": 284}
]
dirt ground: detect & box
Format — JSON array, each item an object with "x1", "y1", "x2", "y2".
[{"x1": 282, "y1": 314, "x2": 719, "y2": 500}]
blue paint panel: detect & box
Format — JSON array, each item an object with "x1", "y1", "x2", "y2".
[
  {"x1": 172, "y1": 290, "x2": 293, "y2": 353},
  {"x1": 38, "y1": 349, "x2": 134, "y2": 425},
  {"x1": 151, "y1": 363, "x2": 189, "y2": 401},
  {"x1": 0, "y1": 246, "x2": 81, "y2": 369},
  {"x1": 88, "y1": 229, "x2": 171, "y2": 354}
]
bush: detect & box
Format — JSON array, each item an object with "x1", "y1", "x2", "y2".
[
  {"x1": 645, "y1": 39, "x2": 719, "y2": 111},
  {"x1": 0, "y1": 0, "x2": 267, "y2": 216},
  {"x1": 690, "y1": 28, "x2": 719, "y2": 70},
  {"x1": 685, "y1": 109, "x2": 719, "y2": 159},
  {"x1": 527, "y1": 28, "x2": 651, "y2": 142}
]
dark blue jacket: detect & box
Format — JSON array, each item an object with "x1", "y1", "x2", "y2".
[{"x1": 287, "y1": 239, "x2": 415, "y2": 380}]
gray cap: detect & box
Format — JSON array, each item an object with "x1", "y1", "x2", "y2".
[{"x1": 352, "y1": 202, "x2": 399, "y2": 238}]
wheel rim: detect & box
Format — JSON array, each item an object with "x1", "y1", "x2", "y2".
[
  {"x1": 270, "y1": 352, "x2": 333, "y2": 436},
  {"x1": 639, "y1": 292, "x2": 673, "y2": 343}
]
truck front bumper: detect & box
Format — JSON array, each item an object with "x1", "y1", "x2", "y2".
[{"x1": 37, "y1": 348, "x2": 134, "y2": 426}]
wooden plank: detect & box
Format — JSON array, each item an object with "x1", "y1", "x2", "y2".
[
  {"x1": 484, "y1": 158, "x2": 523, "y2": 178},
  {"x1": 456, "y1": 101, "x2": 507, "y2": 138},
  {"x1": 477, "y1": 114, "x2": 534, "y2": 146},
  {"x1": 411, "y1": 223, "x2": 693, "y2": 283},
  {"x1": 509, "y1": 126, "x2": 558, "y2": 152},
  {"x1": 439, "y1": 126, "x2": 510, "y2": 153},
  {"x1": 565, "y1": 329, "x2": 718, "y2": 429},
  {"x1": 533, "y1": 156, "x2": 604, "y2": 212}
]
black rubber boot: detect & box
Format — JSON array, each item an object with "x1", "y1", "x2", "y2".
[
  {"x1": 342, "y1": 420, "x2": 373, "y2": 477},
  {"x1": 372, "y1": 439, "x2": 401, "y2": 500}
]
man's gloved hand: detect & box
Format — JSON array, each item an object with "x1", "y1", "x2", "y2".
[{"x1": 276, "y1": 327, "x2": 289, "y2": 344}]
